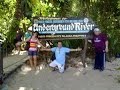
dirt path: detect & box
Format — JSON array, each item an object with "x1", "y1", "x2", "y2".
[{"x1": 2, "y1": 59, "x2": 120, "y2": 90}]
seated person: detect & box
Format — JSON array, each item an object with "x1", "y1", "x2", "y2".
[{"x1": 14, "y1": 29, "x2": 23, "y2": 54}]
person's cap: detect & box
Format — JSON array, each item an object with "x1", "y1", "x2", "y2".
[{"x1": 94, "y1": 28, "x2": 100, "y2": 32}]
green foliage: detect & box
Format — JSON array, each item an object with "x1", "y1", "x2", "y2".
[
  {"x1": 0, "y1": 0, "x2": 16, "y2": 38},
  {"x1": 21, "y1": 0, "x2": 33, "y2": 18},
  {"x1": 0, "y1": 0, "x2": 120, "y2": 56},
  {"x1": 32, "y1": 0, "x2": 60, "y2": 17},
  {"x1": 19, "y1": 17, "x2": 31, "y2": 31}
]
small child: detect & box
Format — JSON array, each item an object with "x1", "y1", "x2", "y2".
[{"x1": 92, "y1": 28, "x2": 108, "y2": 71}]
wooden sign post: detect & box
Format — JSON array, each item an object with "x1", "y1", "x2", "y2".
[{"x1": 32, "y1": 17, "x2": 95, "y2": 68}]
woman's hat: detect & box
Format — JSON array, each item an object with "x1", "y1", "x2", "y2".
[{"x1": 94, "y1": 28, "x2": 100, "y2": 32}]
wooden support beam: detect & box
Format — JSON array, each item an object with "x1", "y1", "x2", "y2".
[
  {"x1": 39, "y1": 37, "x2": 85, "y2": 41},
  {"x1": 39, "y1": 48, "x2": 82, "y2": 52},
  {"x1": 82, "y1": 37, "x2": 88, "y2": 68}
]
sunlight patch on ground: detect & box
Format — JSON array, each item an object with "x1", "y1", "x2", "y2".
[
  {"x1": 39, "y1": 64, "x2": 45, "y2": 70},
  {"x1": 77, "y1": 62, "x2": 84, "y2": 66},
  {"x1": 34, "y1": 69, "x2": 40, "y2": 75},
  {"x1": 34, "y1": 64, "x2": 46, "y2": 75},
  {"x1": 19, "y1": 63, "x2": 46, "y2": 75},
  {"x1": 19, "y1": 51, "x2": 27, "y2": 55},
  {"x1": 73, "y1": 63, "x2": 89, "y2": 76},
  {"x1": 18, "y1": 87, "x2": 26, "y2": 90},
  {"x1": 18, "y1": 87, "x2": 34, "y2": 90},
  {"x1": 11, "y1": 50, "x2": 27, "y2": 56},
  {"x1": 74, "y1": 67, "x2": 84, "y2": 76},
  {"x1": 20, "y1": 65, "x2": 32, "y2": 75}
]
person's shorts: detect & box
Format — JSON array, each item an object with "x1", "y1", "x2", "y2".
[
  {"x1": 16, "y1": 41, "x2": 21, "y2": 46},
  {"x1": 28, "y1": 51, "x2": 38, "y2": 56}
]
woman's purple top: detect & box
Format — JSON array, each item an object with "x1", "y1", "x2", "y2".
[{"x1": 92, "y1": 33, "x2": 108, "y2": 52}]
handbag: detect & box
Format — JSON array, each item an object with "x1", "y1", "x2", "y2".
[
  {"x1": 24, "y1": 41, "x2": 30, "y2": 51},
  {"x1": 24, "y1": 37, "x2": 31, "y2": 51}
]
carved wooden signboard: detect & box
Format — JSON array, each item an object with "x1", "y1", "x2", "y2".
[
  {"x1": 32, "y1": 17, "x2": 96, "y2": 68},
  {"x1": 33, "y1": 17, "x2": 95, "y2": 35}
]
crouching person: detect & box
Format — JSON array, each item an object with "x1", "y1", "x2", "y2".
[
  {"x1": 41, "y1": 41, "x2": 81, "y2": 73},
  {"x1": 49, "y1": 41, "x2": 70, "y2": 73}
]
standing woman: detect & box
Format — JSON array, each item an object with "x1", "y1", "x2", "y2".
[
  {"x1": 26, "y1": 31, "x2": 44, "y2": 70},
  {"x1": 92, "y1": 28, "x2": 108, "y2": 71}
]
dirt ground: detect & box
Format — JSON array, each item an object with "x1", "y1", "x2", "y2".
[{"x1": 2, "y1": 58, "x2": 120, "y2": 90}]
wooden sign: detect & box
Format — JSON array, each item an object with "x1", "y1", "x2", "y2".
[{"x1": 33, "y1": 18, "x2": 95, "y2": 35}]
